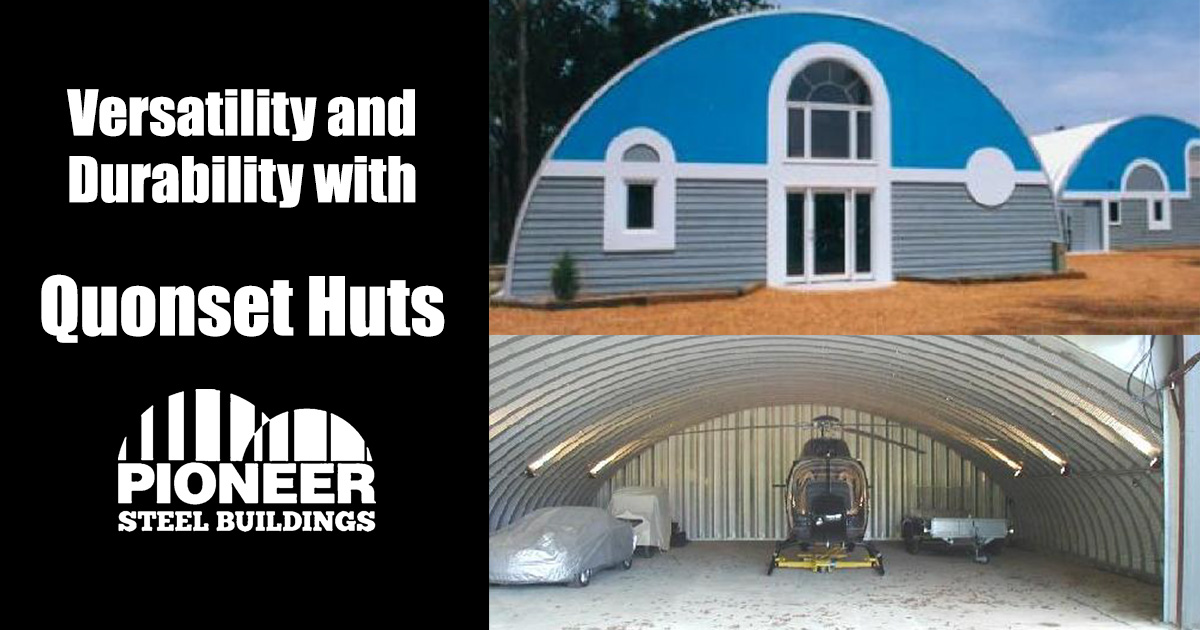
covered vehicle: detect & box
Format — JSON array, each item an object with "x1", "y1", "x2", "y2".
[
  {"x1": 489, "y1": 506, "x2": 635, "y2": 587},
  {"x1": 608, "y1": 486, "x2": 671, "y2": 556}
]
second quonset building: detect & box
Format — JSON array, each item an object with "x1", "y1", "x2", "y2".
[
  {"x1": 503, "y1": 10, "x2": 1063, "y2": 299},
  {"x1": 1033, "y1": 116, "x2": 1200, "y2": 253}
]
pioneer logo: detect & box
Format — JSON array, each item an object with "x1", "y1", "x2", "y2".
[{"x1": 116, "y1": 389, "x2": 375, "y2": 532}]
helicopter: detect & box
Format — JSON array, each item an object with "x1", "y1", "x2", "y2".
[{"x1": 767, "y1": 415, "x2": 889, "y2": 576}]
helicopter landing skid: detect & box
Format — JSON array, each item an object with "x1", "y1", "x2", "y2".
[{"x1": 768, "y1": 541, "x2": 885, "y2": 576}]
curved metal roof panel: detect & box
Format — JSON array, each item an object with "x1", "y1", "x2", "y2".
[
  {"x1": 1033, "y1": 115, "x2": 1200, "y2": 194},
  {"x1": 489, "y1": 336, "x2": 1166, "y2": 578},
  {"x1": 550, "y1": 11, "x2": 1042, "y2": 170}
]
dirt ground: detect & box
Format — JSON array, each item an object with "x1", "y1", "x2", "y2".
[
  {"x1": 489, "y1": 248, "x2": 1200, "y2": 334},
  {"x1": 488, "y1": 541, "x2": 1165, "y2": 630}
]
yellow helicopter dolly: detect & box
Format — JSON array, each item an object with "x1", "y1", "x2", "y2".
[
  {"x1": 767, "y1": 415, "x2": 886, "y2": 576},
  {"x1": 769, "y1": 541, "x2": 884, "y2": 575}
]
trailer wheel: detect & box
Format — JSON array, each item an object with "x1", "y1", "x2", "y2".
[
  {"x1": 875, "y1": 559, "x2": 886, "y2": 576},
  {"x1": 767, "y1": 554, "x2": 777, "y2": 576},
  {"x1": 622, "y1": 557, "x2": 633, "y2": 570},
  {"x1": 974, "y1": 553, "x2": 990, "y2": 565}
]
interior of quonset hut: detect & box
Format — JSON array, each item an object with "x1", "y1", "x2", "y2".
[{"x1": 489, "y1": 335, "x2": 1200, "y2": 629}]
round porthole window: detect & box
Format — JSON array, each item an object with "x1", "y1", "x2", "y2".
[{"x1": 965, "y1": 147, "x2": 1016, "y2": 207}]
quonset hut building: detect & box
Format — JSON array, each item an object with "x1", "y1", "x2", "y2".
[
  {"x1": 502, "y1": 10, "x2": 1064, "y2": 300},
  {"x1": 1033, "y1": 116, "x2": 1200, "y2": 253}
]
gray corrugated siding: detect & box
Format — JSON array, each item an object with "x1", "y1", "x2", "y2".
[
  {"x1": 893, "y1": 182, "x2": 1059, "y2": 278},
  {"x1": 594, "y1": 404, "x2": 1006, "y2": 541},
  {"x1": 1062, "y1": 200, "x2": 1103, "y2": 252},
  {"x1": 509, "y1": 177, "x2": 767, "y2": 298},
  {"x1": 1111, "y1": 178, "x2": 1200, "y2": 249}
]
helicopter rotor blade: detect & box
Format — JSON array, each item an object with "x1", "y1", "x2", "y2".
[{"x1": 839, "y1": 428, "x2": 926, "y2": 454}]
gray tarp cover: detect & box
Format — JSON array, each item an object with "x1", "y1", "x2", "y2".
[
  {"x1": 609, "y1": 486, "x2": 672, "y2": 551},
  {"x1": 489, "y1": 506, "x2": 635, "y2": 584}
]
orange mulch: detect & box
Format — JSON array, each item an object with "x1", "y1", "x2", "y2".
[{"x1": 488, "y1": 248, "x2": 1200, "y2": 334}]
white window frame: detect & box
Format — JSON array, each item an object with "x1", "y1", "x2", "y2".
[
  {"x1": 1148, "y1": 197, "x2": 1171, "y2": 231},
  {"x1": 785, "y1": 64, "x2": 874, "y2": 164},
  {"x1": 1121, "y1": 159, "x2": 1171, "y2": 231},
  {"x1": 766, "y1": 43, "x2": 893, "y2": 288},
  {"x1": 602, "y1": 128, "x2": 676, "y2": 251},
  {"x1": 784, "y1": 186, "x2": 875, "y2": 283},
  {"x1": 1106, "y1": 199, "x2": 1122, "y2": 226},
  {"x1": 622, "y1": 178, "x2": 657, "y2": 231}
]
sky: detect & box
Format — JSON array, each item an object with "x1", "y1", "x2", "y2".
[{"x1": 776, "y1": 0, "x2": 1200, "y2": 133}]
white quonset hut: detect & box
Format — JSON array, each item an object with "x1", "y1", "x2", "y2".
[
  {"x1": 502, "y1": 10, "x2": 1062, "y2": 300},
  {"x1": 1033, "y1": 116, "x2": 1200, "y2": 253}
]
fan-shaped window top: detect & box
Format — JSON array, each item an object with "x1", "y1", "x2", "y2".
[
  {"x1": 786, "y1": 60, "x2": 874, "y2": 160},
  {"x1": 788, "y1": 60, "x2": 872, "y2": 105},
  {"x1": 622, "y1": 144, "x2": 660, "y2": 162},
  {"x1": 1124, "y1": 164, "x2": 1165, "y2": 192}
]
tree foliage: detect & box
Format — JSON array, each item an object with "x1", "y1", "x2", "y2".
[{"x1": 489, "y1": 0, "x2": 774, "y2": 262}]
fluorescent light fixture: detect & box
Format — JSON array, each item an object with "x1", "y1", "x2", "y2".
[
  {"x1": 525, "y1": 440, "x2": 571, "y2": 477},
  {"x1": 974, "y1": 439, "x2": 1022, "y2": 472},
  {"x1": 1029, "y1": 439, "x2": 1065, "y2": 467},
  {"x1": 589, "y1": 454, "x2": 616, "y2": 478},
  {"x1": 962, "y1": 412, "x2": 1065, "y2": 468},
  {"x1": 1012, "y1": 467, "x2": 1023, "y2": 478},
  {"x1": 1059, "y1": 462, "x2": 1071, "y2": 476},
  {"x1": 1149, "y1": 456, "x2": 1161, "y2": 470},
  {"x1": 999, "y1": 424, "x2": 1066, "y2": 467},
  {"x1": 1045, "y1": 383, "x2": 1159, "y2": 458}
]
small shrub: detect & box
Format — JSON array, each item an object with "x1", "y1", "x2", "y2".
[{"x1": 551, "y1": 251, "x2": 580, "y2": 301}]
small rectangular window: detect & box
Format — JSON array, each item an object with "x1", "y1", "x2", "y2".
[
  {"x1": 1153, "y1": 200, "x2": 1163, "y2": 222},
  {"x1": 811, "y1": 110, "x2": 850, "y2": 159},
  {"x1": 627, "y1": 183, "x2": 654, "y2": 229},
  {"x1": 1108, "y1": 201, "x2": 1120, "y2": 225},
  {"x1": 856, "y1": 112, "x2": 872, "y2": 160},
  {"x1": 787, "y1": 108, "x2": 805, "y2": 158}
]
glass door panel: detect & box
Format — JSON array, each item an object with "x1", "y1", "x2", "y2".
[
  {"x1": 786, "y1": 192, "x2": 805, "y2": 276},
  {"x1": 855, "y1": 192, "x2": 871, "y2": 274},
  {"x1": 814, "y1": 192, "x2": 846, "y2": 276}
]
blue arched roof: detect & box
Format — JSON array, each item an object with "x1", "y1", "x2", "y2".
[
  {"x1": 1064, "y1": 116, "x2": 1199, "y2": 193},
  {"x1": 552, "y1": 12, "x2": 1041, "y2": 170}
]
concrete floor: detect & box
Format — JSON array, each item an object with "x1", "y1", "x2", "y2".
[{"x1": 489, "y1": 541, "x2": 1166, "y2": 630}]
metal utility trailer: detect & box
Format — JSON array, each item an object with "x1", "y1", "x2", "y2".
[
  {"x1": 901, "y1": 516, "x2": 1009, "y2": 563},
  {"x1": 901, "y1": 485, "x2": 1009, "y2": 563}
]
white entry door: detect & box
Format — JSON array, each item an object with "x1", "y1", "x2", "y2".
[{"x1": 785, "y1": 189, "x2": 872, "y2": 283}]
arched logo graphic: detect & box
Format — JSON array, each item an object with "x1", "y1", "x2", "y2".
[{"x1": 116, "y1": 389, "x2": 376, "y2": 533}]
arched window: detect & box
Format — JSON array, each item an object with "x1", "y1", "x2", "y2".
[
  {"x1": 1122, "y1": 161, "x2": 1171, "y2": 231},
  {"x1": 786, "y1": 60, "x2": 873, "y2": 160},
  {"x1": 622, "y1": 144, "x2": 659, "y2": 229},
  {"x1": 602, "y1": 129, "x2": 676, "y2": 252}
]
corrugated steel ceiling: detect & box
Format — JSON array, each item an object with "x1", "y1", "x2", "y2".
[{"x1": 489, "y1": 336, "x2": 1165, "y2": 578}]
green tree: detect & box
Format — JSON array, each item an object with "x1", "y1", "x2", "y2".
[{"x1": 489, "y1": 0, "x2": 774, "y2": 263}]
